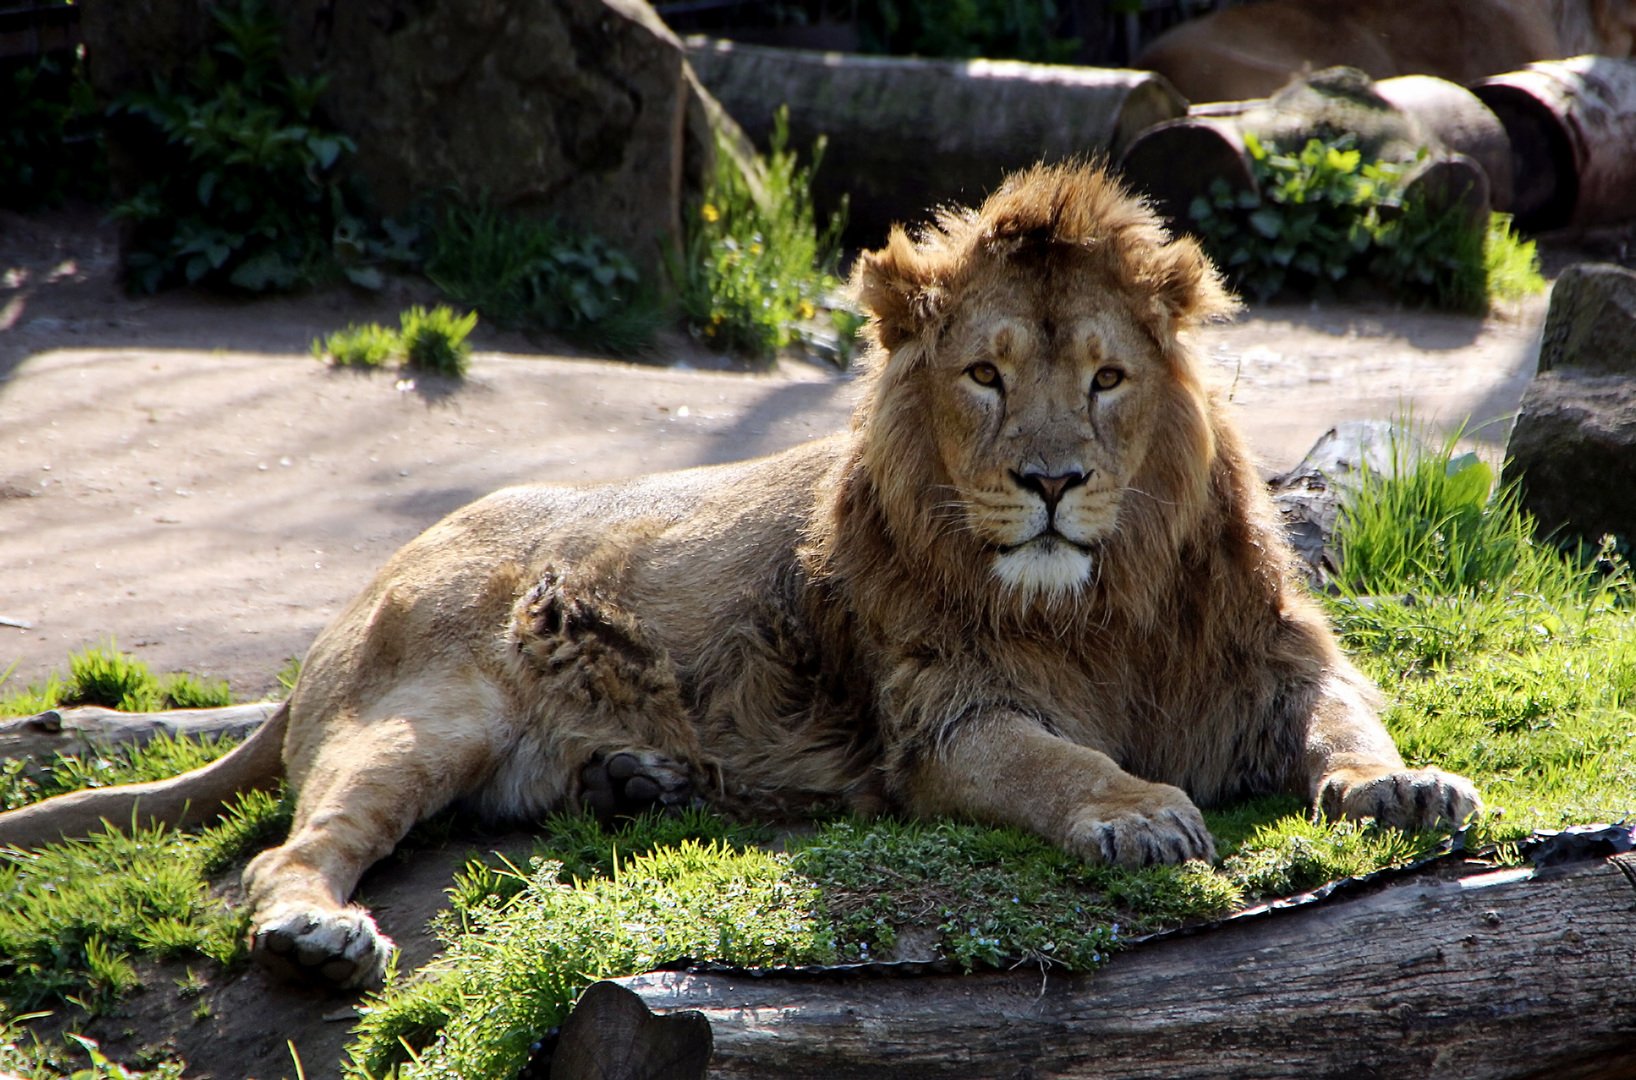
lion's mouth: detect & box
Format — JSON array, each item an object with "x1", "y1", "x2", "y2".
[{"x1": 995, "y1": 529, "x2": 1096, "y2": 556}]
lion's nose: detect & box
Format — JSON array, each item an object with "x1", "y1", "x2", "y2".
[{"x1": 1012, "y1": 469, "x2": 1088, "y2": 507}]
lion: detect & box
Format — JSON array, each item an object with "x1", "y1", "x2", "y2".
[
  {"x1": 0, "y1": 162, "x2": 1479, "y2": 990},
  {"x1": 1136, "y1": 0, "x2": 1636, "y2": 104}
]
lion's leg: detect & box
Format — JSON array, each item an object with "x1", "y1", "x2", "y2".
[
  {"x1": 244, "y1": 699, "x2": 504, "y2": 989},
  {"x1": 897, "y1": 711, "x2": 1216, "y2": 868},
  {"x1": 1303, "y1": 669, "x2": 1481, "y2": 831}
]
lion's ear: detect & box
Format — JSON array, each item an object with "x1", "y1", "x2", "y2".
[
  {"x1": 1147, "y1": 234, "x2": 1240, "y2": 333},
  {"x1": 851, "y1": 227, "x2": 945, "y2": 351}
]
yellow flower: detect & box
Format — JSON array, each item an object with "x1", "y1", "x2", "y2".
[
  {"x1": 701, "y1": 203, "x2": 720, "y2": 223},
  {"x1": 798, "y1": 300, "x2": 816, "y2": 320},
  {"x1": 749, "y1": 242, "x2": 763, "y2": 255}
]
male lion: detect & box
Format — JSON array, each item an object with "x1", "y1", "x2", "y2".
[{"x1": 0, "y1": 162, "x2": 1479, "y2": 990}]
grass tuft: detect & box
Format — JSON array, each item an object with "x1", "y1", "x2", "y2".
[
  {"x1": 399, "y1": 305, "x2": 477, "y2": 378},
  {"x1": 312, "y1": 322, "x2": 399, "y2": 369}
]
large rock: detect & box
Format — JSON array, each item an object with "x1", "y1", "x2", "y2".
[
  {"x1": 1501, "y1": 263, "x2": 1636, "y2": 550},
  {"x1": 80, "y1": 0, "x2": 721, "y2": 281}
]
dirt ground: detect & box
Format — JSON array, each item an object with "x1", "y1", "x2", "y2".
[{"x1": 0, "y1": 207, "x2": 1614, "y2": 1079}]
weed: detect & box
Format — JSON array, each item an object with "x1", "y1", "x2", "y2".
[
  {"x1": 673, "y1": 107, "x2": 846, "y2": 362},
  {"x1": 275, "y1": 656, "x2": 303, "y2": 698},
  {"x1": 0, "y1": 1018, "x2": 188, "y2": 1080},
  {"x1": 0, "y1": 34, "x2": 106, "y2": 210},
  {"x1": 858, "y1": 0, "x2": 1080, "y2": 61},
  {"x1": 63, "y1": 642, "x2": 164, "y2": 712},
  {"x1": 399, "y1": 305, "x2": 477, "y2": 378},
  {"x1": 109, "y1": 0, "x2": 371, "y2": 293},
  {"x1": 422, "y1": 198, "x2": 658, "y2": 353},
  {"x1": 312, "y1": 323, "x2": 399, "y2": 369},
  {"x1": 1188, "y1": 133, "x2": 1543, "y2": 308}
]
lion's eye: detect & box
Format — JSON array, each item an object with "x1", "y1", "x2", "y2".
[
  {"x1": 1092, "y1": 367, "x2": 1125, "y2": 392},
  {"x1": 966, "y1": 362, "x2": 1003, "y2": 389}
]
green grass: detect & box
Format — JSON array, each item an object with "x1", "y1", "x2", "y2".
[
  {"x1": 312, "y1": 322, "x2": 399, "y2": 369},
  {"x1": 399, "y1": 305, "x2": 476, "y2": 378},
  {"x1": 2, "y1": 642, "x2": 232, "y2": 720}
]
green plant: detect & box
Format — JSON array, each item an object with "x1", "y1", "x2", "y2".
[
  {"x1": 399, "y1": 305, "x2": 477, "y2": 377},
  {"x1": 0, "y1": 1018, "x2": 188, "y2": 1080},
  {"x1": 1188, "y1": 133, "x2": 1543, "y2": 308},
  {"x1": 674, "y1": 108, "x2": 846, "y2": 361},
  {"x1": 109, "y1": 0, "x2": 370, "y2": 293},
  {"x1": 422, "y1": 198, "x2": 659, "y2": 353},
  {"x1": 312, "y1": 322, "x2": 399, "y2": 369},
  {"x1": 0, "y1": 29, "x2": 106, "y2": 210},
  {"x1": 858, "y1": 0, "x2": 1079, "y2": 61}
]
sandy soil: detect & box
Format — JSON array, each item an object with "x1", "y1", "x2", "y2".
[{"x1": 0, "y1": 206, "x2": 1571, "y2": 1079}]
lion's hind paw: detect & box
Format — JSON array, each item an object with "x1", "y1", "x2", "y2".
[
  {"x1": 252, "y1": 903, "x2": 394, "y2": 990},
  {"x1": 579, "y1": 749, "x2": 701, "y2": 823}
]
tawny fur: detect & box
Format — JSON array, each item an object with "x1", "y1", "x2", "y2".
[
  {"x1": 0, "y1": 162, "x2": 1479, "y2": 989},
  {"x1": 1136, "y1": 0, "x2": 1636, "y2": 104}
]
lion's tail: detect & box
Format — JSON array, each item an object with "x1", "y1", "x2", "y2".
[{"x1": 0, "y1": 701, "x2": 290, "y2": 850}]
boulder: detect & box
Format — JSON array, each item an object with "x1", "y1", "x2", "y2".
[
  {"x1": 1501, "y1": 263, "x2": 1636, "y2": 550},
  {"x1": 80, "y1": 0, "x2": 725, "y2": 282}
]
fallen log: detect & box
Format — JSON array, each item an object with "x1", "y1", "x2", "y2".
[
  {"x1": 570, "y1": 850, "x2": 1636, "y2": 1079},
  {"x1": 0, "y1": 703, "x2": 277, "y2": 772},
  {"x1": 685, "y1": 37, "x2": 1185, "y2": 245}
]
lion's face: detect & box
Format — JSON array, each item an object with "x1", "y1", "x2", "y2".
[
  {"x1": 923, "y1": 273, "x2": 1169, "y2": 597},
  {"x1": 848, "y1": 163, "x2": 1238, "y2": 608}
]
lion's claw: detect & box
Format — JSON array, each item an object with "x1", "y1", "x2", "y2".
[
  {"x1": 1068, "y1": 796, "x2": 1217, "y2": 868},
  {"x1": 1320, "y1": 767, "x2": 1481, "y2": 831}
]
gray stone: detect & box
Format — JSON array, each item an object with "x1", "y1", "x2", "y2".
[
  {"x1": 81, "y1": 0, "x2": 729, "y2": 282},
  {"x1": 1502, "y1": 263, "x2": 1636, "y2": 549}
]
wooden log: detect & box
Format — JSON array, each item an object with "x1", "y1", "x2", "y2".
[
  {"x1": 684, "y1": 38, "x2": 1186, "y2": 245},
  {"x1": 1474, "y1": 56, "x2": 1636, "y2": 231},
  {"x1": 1119, "y1": 68, "x2": 1496, "y2": 228},
  {"x1": 578, "y1": 852, "x2": 1636, "y2": 1078},
  {"x1": 0, "y1": 703, "x2": 277, "y2": 771}
]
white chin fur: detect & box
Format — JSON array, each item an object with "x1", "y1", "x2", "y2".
[{"x1": 992, "y1": 541, "x2": 1094, "y2": 598}]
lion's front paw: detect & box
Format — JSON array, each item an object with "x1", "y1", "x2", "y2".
[
  {"x1": 251, "y1": 903, "x2": 394, "y2": 990},
  {"x1": 1319, "y1": 766, "x2": 1481, "y2": 831},
  {"x1": 1065, "y1": 788, "x2": 1216, "y2": 868}
]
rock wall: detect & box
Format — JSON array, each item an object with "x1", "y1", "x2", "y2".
[{"x1": 80, "y1": 0, "x2": 720, "y2": 281}]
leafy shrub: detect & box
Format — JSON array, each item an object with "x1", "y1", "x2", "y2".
[
  {"x1": 109, "y1": 0, "x2": 369, "y2": 293},
  {"x1": 422, "y1": 199, "x2": 658, "y2": 354},
  {"x1": 674, "y1": 108, "x2": 846, "y2": 361},
  {"x1": 1188, "y1": 133, "x2": 1542, "y2": 308},
  {"x1": 400, "y1": 304, "x2": 477, "y2": 377},
  {"x1": 0, "y1": 33, "x2": 105, "y2": 210},
  {"x1": 858, "y1": 0, "x2": 1079, "y2": 61}
]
